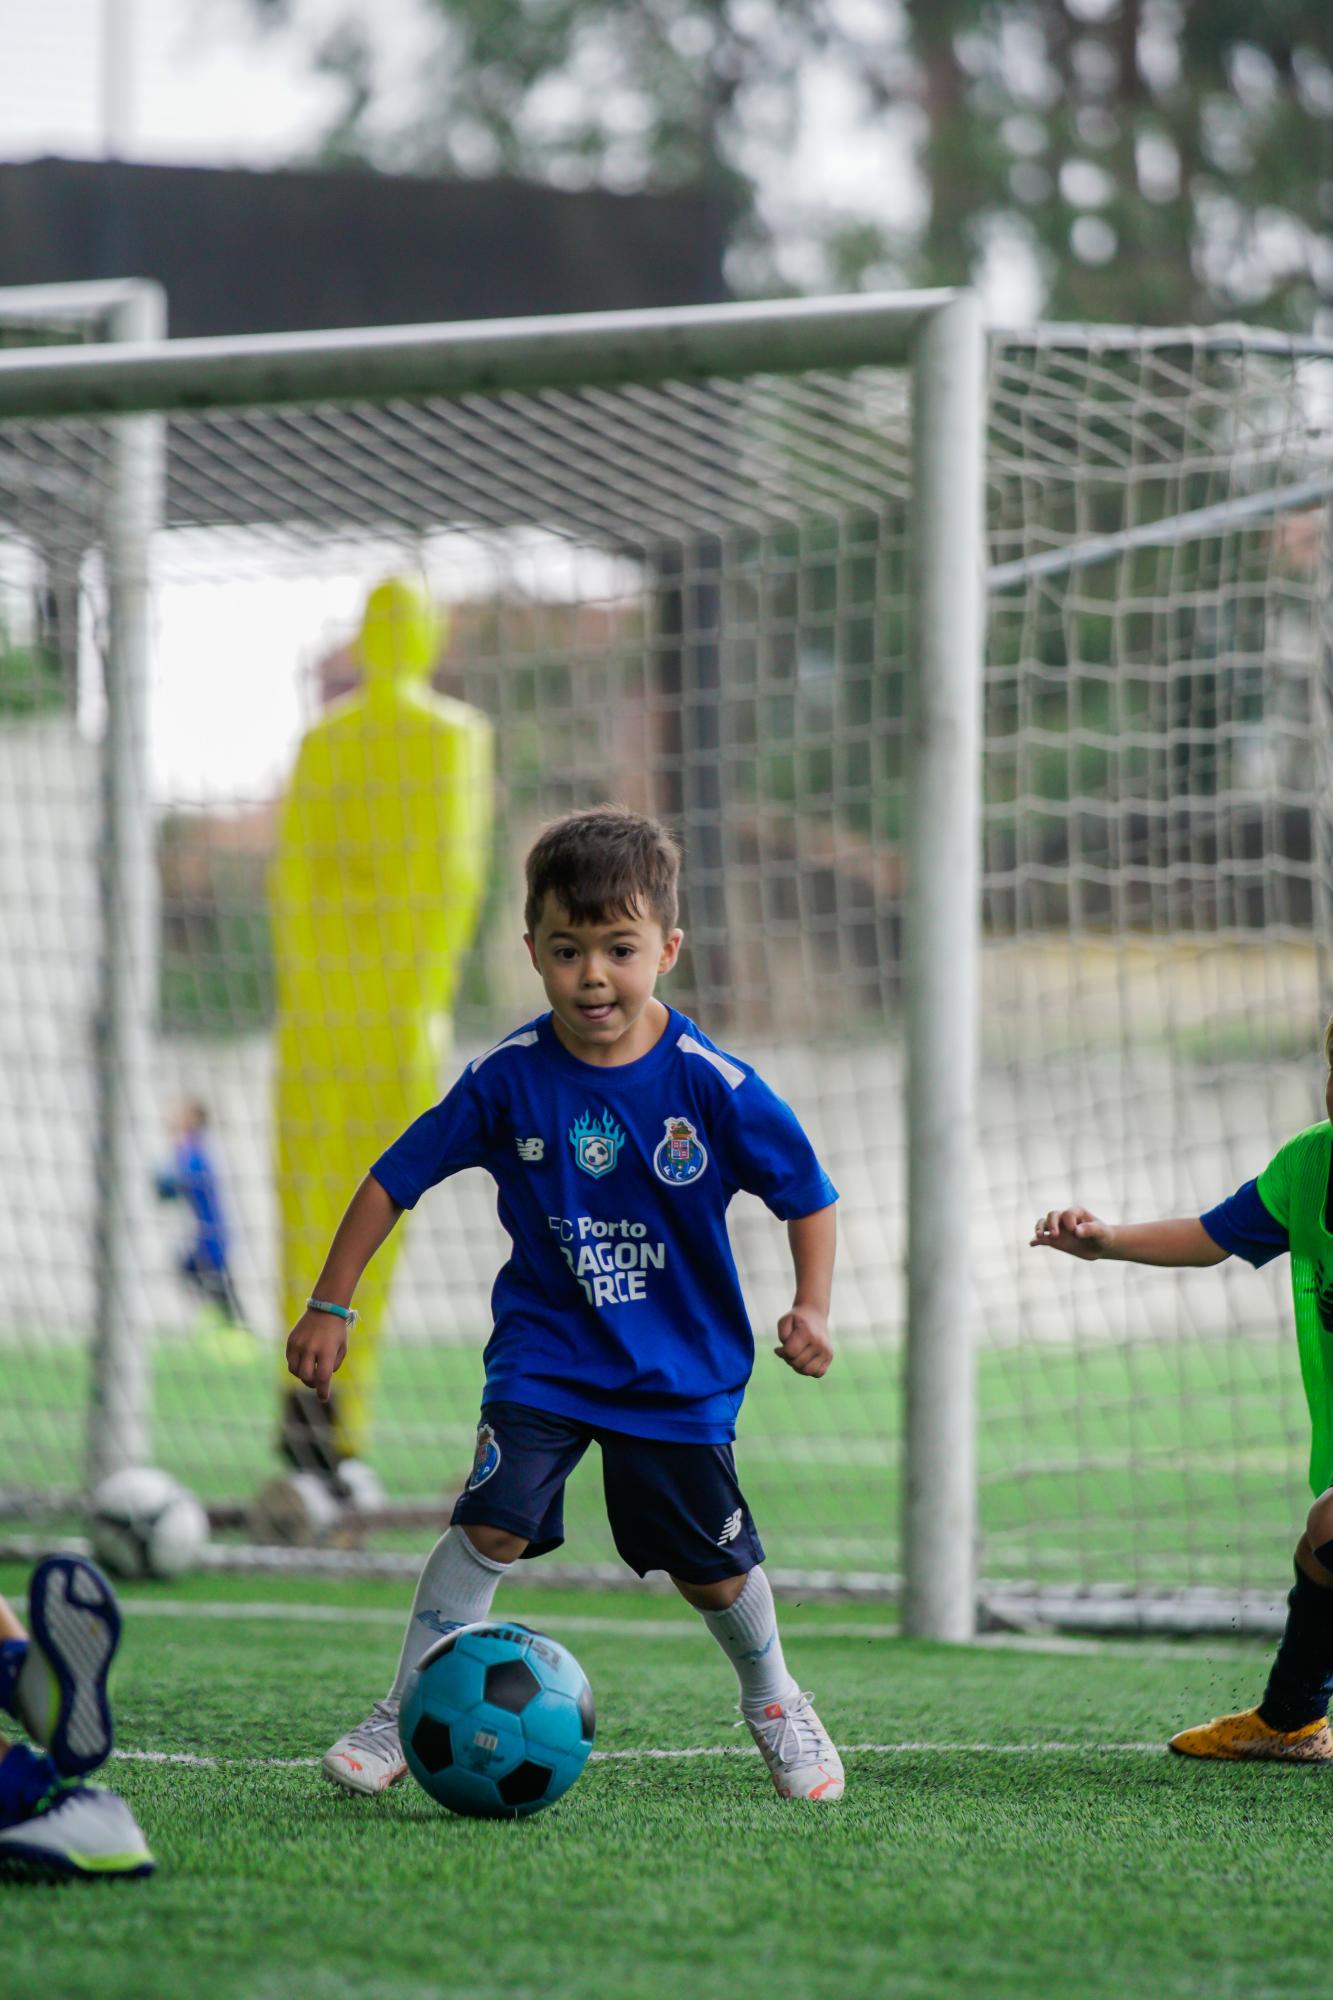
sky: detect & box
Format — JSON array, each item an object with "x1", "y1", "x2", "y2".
[{"x1": 0, "y1": 0, "x2": 357, "y2": 168}]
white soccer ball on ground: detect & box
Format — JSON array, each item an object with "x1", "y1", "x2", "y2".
[
  {"x1": 247, "y1": 1471, "x2": 343, "y2": 1547},
  {"x1": 89, "y1": 1467, "x2": 210, "y2": 1580}
]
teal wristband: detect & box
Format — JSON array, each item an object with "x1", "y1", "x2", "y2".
[{"x1": 306, "y1": 1296, "x2": 358, "y2": 1331}]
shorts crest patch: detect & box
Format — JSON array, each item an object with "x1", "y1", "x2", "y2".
[
  {"x1": 467, "y1": 1422, "x2": 501, "y2": 1490},
  {"x1": 653, "y1": 1115, "x2": 708, "y2": 1187}
]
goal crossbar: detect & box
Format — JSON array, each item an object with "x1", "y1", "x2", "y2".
[{"x1": 0, "y1": 290, "x2": 958, "y2": 422}]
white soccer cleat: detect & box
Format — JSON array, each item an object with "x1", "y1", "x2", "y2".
[
  {"x1": 0, "y1": 1782, "x2": 155, "y2": 1880},
  {"x1": 322, "y1": 1698, "x2": 407, "y2": 1795},
  {"x1": 743, "y1": 1689, "x2": 845, "y2": 1800}
]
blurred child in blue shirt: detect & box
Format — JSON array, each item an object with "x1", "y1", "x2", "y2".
[{"x1": 156, "y1": 1100, "x2": 245, "y2": 1327}]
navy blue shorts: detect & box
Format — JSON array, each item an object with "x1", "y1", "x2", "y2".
[{"x1": 450, "y1": 1401, "x2": 765, "y2": 1584}]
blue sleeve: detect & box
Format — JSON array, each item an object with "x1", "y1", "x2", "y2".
[
  {"x1": 370, "y1": 1069, "x2": 489, "y2": 1209},
  {"x1": 714, "y1": 1073, "x2": 838, "y2": 1221},
  {"x1": 1199, "y1": 1178, "x2": 1289, "y2": 1268}
]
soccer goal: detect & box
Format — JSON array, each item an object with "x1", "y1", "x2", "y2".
[{"x1": 0, "y1": 291, "x2": 1328, "y2": 1639}]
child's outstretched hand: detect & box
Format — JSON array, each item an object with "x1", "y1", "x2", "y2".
[
  {"x1": 1030, "y1": 1207, "x2": 1113, "y2": 1260},
  {"x1": 285, "y1": 1309, "x2": 349, "y2": 1403},
  {"x1": 775, "y1": 1306, "x2": 833, "y2": 1377}
]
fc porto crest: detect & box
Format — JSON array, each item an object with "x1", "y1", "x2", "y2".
[
  {"x1": 569, "y1": 1107, "x2": 626, "y2": 1179},
  {"x1": 653, "y1": 1115, "x2": 708, "y2": 1187},
  {"x1": 467, "y1": 1422, "x2": 501, "y2": 1490}
]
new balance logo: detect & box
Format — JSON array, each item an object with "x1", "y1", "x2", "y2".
[
  {"x1": 716, "y1": 1508, "x2": 743, "y2": 1546},
  {"x1": 516, "y1": 1137, "x2": 545, "y2": 1162}
]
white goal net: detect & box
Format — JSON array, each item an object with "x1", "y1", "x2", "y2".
[
  {"x1": 980, "y1": 327, "x2": 1333, "y2": 1627},
  {"x1": 0, "y1": 296, "x2": 1329, "y2": 1630}
]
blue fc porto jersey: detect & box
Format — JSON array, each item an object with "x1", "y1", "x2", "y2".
[{"x1": 370, "y1": 1007, "x2": 838, "y2": 1443}]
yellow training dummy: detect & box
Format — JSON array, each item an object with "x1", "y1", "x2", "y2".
[{"x1": 269, "y1": 577, "x2": 492, "y2": 1479}]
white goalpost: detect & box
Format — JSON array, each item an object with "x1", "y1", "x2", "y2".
[
  {"x1": 0, "y1": 279, "x2": 165, "y2": 1493},
  {"x1": 0, "y1": 289, "x2": 984, "y2": 1639},
  {"x1": 0, "y1": 290, "x2": 1328, "y2": 1639}
]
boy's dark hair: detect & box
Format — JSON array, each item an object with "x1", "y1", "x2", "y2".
[{"x1": 524, "y1": 806, "x2": 681, "y2": 936}]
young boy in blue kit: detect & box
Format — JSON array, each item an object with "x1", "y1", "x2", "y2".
[{"x1": 287, "y1": 806, "x2": 844, "y2": 1801}]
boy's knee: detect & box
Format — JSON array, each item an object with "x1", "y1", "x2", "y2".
[
  {"x1": 672, "y1": 1570, "x2": 750, "y2": 1612},
  {"x1": 1297, "y1": 1493, "x2": 1333, "y2": 1583},
  {"x1": 1307, "y1": 1490, "x2": 1333, "y2": 1548},
  {"x1": 460, "y1": 1524, "x2": 527, "y2": 1565}
]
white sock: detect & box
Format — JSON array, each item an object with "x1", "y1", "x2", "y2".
[
  {"x1": 387, "y1": 1528, "x2": 509, "y2": 1704},
  {"x1": 700, "y1": 1567, "x2": 799, "y2": 1712}
]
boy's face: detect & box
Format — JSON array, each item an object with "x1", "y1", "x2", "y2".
[{"x1": 525, "y1": 895, "x2": 682, "y2": 1062}]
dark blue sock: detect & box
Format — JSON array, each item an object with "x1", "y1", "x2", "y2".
[
  {"x1": 1258, "y1": 1564, "x2": 1333, "y2": 1731},
  {"x1": 0, "y1": 1638, "x2": 26, "y2": 1716},
  {"x1": 0, "y1": 1742, "x2": 59, "y2": 1826}
]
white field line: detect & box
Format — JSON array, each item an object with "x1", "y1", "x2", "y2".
[
  {"x1": 112, "y1": 1597, "x2": 1272, "y2": 1658},
  {"x1": 109, "y1": 1739, "x2": 1168, "y2": 1773},
  {"x1": 116, "y1": 1599, "x2": 891, "y2": 1641}
]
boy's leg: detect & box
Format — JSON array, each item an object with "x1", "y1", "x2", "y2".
[
  {"x1": 385, "y1": 1523, "x2": 524, "y2": 1704},
  {"x1": 218, "y1": 1263, "x2": 248, "y2": 1329},
  {"x1": 677, "y1": 1565, "x2": 797, "y2": 1708},
  {"x1": 19, "y1": 1557, "x2": 122, "y2": 1777},
  {"x1": 0, "y1": 1559, "x2": 121, "y2": 1780},
  {"x1": 0, "y1": 1583, "x2": 153, "y2": 1880},
  {"x1": 1170, "y1": 1492, "x2": 1333, "y2": 1761},
  {"x1": 601, "y1": 1434, "x2": 844, "y2": 1800},
  {"x1": 683, "y1": 1569, "x2": 844, "y2": 1800},
  {"x1": 0, "y1": 1742, "x2": 155, "y2": 1880},
  {"x1": 322, "y1": 1404, "x2": 585, "y2": 1796},
  {"x1": 321, "y1": 1527, "x2": 518, "y2": 1795},
  {"x1": 0, "y1": 1593, "x2": 26, "y2": 1715}
]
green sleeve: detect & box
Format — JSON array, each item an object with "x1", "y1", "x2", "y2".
[{"x1": 1256, "y1": 1134, "x2": 1302, "y2": 1227}]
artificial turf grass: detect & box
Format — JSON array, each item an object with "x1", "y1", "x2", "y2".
[
  {"x1": 11, "y1": 1735, "x2": 1333, "y2": 2000},
  {"x1": 5, "y1": 1577, "x2": 1328, "y2": 2000}
]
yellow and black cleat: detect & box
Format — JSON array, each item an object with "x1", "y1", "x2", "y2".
[{"x1": 1168, "y1": 1706, "x2": 1333, "y2": 1762}]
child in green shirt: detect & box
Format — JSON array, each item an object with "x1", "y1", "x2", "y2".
[{"x1": 1032, "y1": 1014, "x2": 1333, "y2": 1760}]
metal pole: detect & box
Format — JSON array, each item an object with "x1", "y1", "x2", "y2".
[
  {"x1": 0, "y1": 289, "x2": 956, "y2": 423},
  {"x1": 88, "y1": 281, "x2": 166, "y2": 1488},
  {"x1": 902, "y1": 291, "x2": 985, "y2": 1640},
  {"x1": 101, "y1": 0, "x2": 134, "y2": 159},
  {"x1": 1315, "y1": 502, "x2": 1333, "y2": 1018}
]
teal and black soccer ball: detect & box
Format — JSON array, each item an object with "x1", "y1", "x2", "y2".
[{"x1": 402, "y1": 1622, "x2": 594, "y2": 1819}]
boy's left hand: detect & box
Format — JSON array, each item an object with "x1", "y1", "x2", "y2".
[{"x1": 774, "y1": 1306, "x2": 833, "y2": 1377}]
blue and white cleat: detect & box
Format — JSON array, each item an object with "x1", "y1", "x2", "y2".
[
  {"x1": 18, "y1": 1556, "x2": 122, "y2": 1778},
  {"x1": 0, "y1": 1781, "x2": 155, "y2": 1880}
]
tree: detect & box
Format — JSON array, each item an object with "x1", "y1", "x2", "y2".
[
  {"x1": 242, "y1": 0, "x2": 1332, "y2": 324},
  {"x1": 899, "y1": 0, "x2": 1333, "y2": 326}
]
